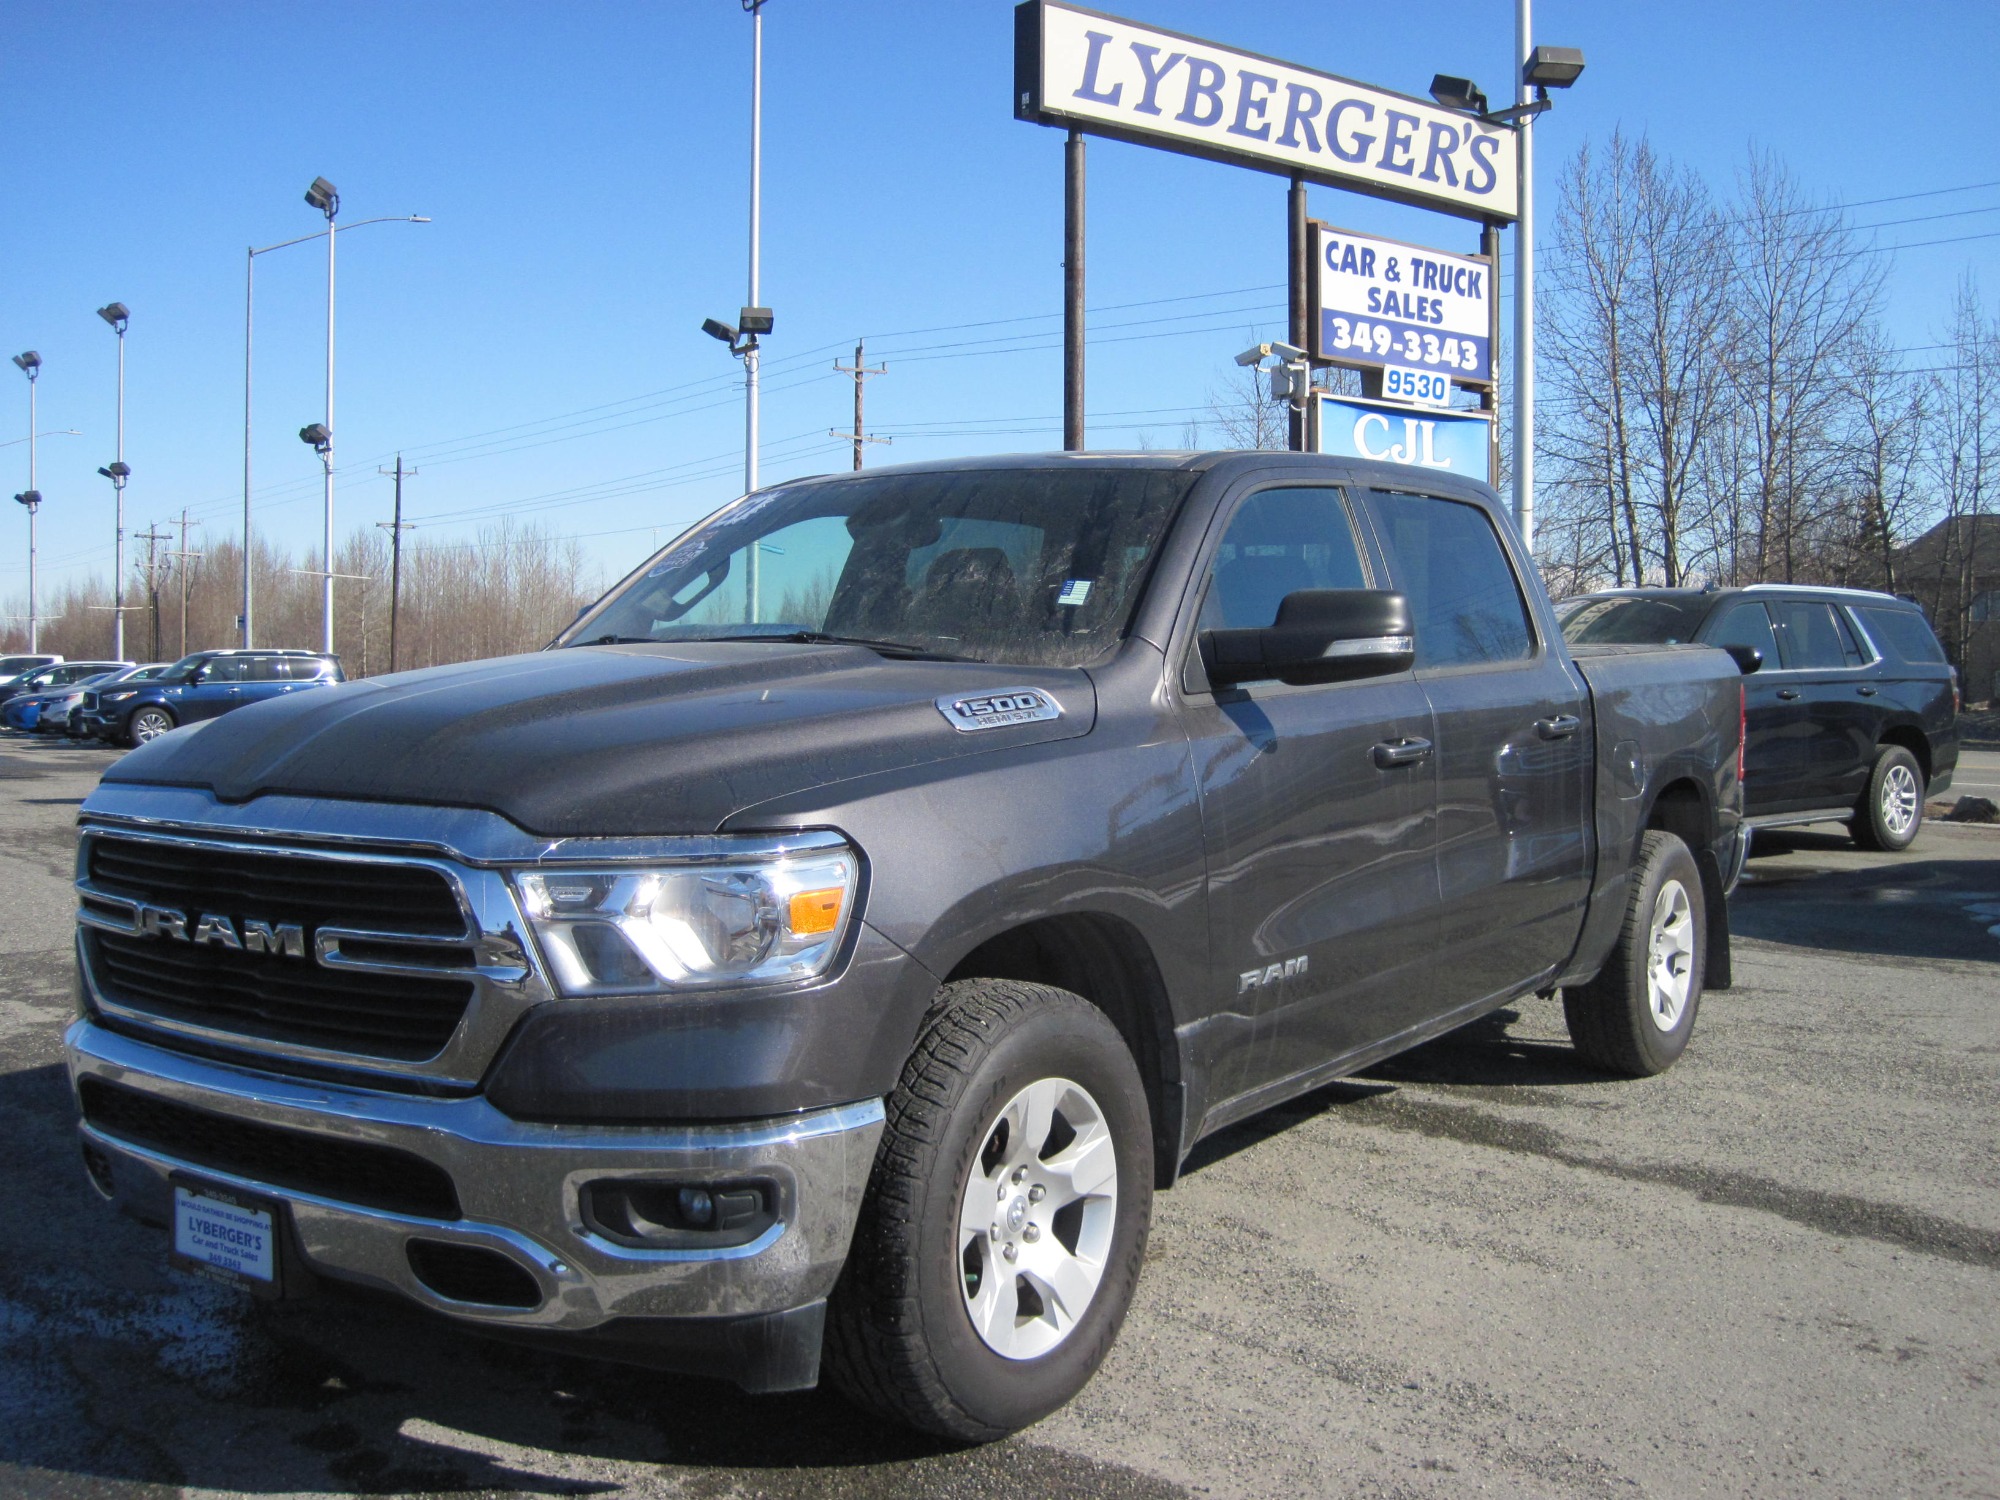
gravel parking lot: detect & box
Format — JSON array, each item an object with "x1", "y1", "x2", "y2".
[{"x1": 3, "y1": 736, "x2": 1997, "y2": 1499}]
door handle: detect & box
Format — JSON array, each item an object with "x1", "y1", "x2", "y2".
[
  {"x1": 1372, "y1": 737, "x2": 1433, "y2": 768},
  {"x1": 1858, "y1": 685, "x2": 1878, "y2": 697},
  {"x1": 1777, "y1": 688, "x2": 1801, "y2": 700},
  {"x1": 1535, "y1": 714, "x2": 1581, "y2": 740}
]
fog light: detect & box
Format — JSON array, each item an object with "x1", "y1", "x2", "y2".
[{"x1": 678, "y1": 1186, "x2": 715, "y2": 1227}]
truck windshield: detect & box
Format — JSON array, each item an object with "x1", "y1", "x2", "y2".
[
  {"x1": 566, "y1": 467, "x2": 1198, "y2": 668},
  {"x1": 1559, "y1": 596, "x2": 1710, "y2": 645}
]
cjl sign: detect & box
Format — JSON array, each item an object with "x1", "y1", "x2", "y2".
[
  {"x1": 1312, "y1": 224, "x2": 1494, "y2": 388},
  {"x1": 1317, "y1": 394, "x2": 1493, "y2": 477},
  {"x1": 1014, "y1": 2, "x2": 1519, "y2": 222}
]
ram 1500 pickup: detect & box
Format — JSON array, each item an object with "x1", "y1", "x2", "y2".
[{"x1": 66, "y1": 452, "x2": 1745, "y2": 1440}]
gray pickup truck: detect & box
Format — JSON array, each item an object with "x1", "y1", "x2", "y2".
[{"x1": 66, "y1": 452, "x2": 1745, "y2": 1440}]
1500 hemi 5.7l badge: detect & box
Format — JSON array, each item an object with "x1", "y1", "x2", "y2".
[{"x1": 936, "y1": 688, "x2": 1063, "y2": 732}]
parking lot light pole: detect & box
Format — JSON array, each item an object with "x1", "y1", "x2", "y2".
[
  {"x1": 243, "y1": 205, "x2": 427, "y2": 650},
  {"x1": 11, "y1": 351, "x2": 41, "y2": 651},
  {"x1": 304, "y1": 177, "x2": 341, "y2": 655},
  {"x1": 97, "y1": 304, "x2": 130, "y2": 660}
]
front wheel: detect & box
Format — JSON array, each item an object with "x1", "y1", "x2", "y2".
[
  {"x1": 127, "y1": 707, "x2": 175, "y2": 746},
  {"x1": 1564, "y1": 830, "x2": 1705, "y2": 1077},
  {"x1": 1851, "y1": 744, "x2": 1923, "y2": 852},
  {"x1": 824, "y1": 979, "x2": 1153, "y2": 1442}
]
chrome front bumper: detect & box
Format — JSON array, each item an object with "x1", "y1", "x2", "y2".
[{"x1": 67, "y1": 1019, "x2": 883, "y2": 1336}]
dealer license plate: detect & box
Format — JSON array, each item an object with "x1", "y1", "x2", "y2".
[{"x1": 170, "y1": 1179, "x2": 283, "y2": 1297}]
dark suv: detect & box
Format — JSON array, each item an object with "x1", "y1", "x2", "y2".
[
  {"x1": 1560, "y1": 585, "x2": 1957, "y2": 849},
  {"x1": 83, "y1": 648, "x2": 344, "y2": 747}
]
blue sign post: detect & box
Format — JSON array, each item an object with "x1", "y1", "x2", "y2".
[{"x1": 1315, "y1": 394, "x2": 1494, "y2": 480}]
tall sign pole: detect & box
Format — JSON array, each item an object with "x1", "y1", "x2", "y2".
[
  {"x1": 1513, "y1": 0, "x2": 1536, "y2": 554},
  {"x1": 322, "y1": 203, "x2": 338, "y2": 653},
  {"x1": 745, "y1": 0, "x2": 765, "y2": 621},
  {"x1": 1288, "y1": 175, "x2": 1308, "y2": 452},
  {"x1": 1064, "y1": 129, "x2": 1085, "y2": 451}
]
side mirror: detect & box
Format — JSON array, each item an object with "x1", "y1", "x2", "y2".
[
  {"x1": 1723, "y1": 645, "x2": 1763, "y2": 675},
  {"x1": 1202, "y1": 589, "x2": 1415, "y2": 688}
]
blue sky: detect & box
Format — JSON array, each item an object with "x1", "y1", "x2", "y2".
[{"x1": 4, "y1": 1, "x2": 1996, "y2": 611}]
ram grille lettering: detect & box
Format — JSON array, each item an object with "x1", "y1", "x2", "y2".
[
  {"x1": 134, "y1": 904, "x2": 306, "y2": 959},
  {"x1": 1238, "y1": 955, "x2": 1308, "y2": 994}
]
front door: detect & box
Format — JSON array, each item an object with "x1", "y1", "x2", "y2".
[
  {"x1": 1764, "y1": 598, "x2": 1877, "y2": 808},
  {"x1": 1179, "y1": 483, "x2": 1440, "y2": 1106},
  {"x1": 1701, "y1": 600, "x2": 1796, "y2": 816},
  {"x1": 178, "y1": 657, "x2": 250, "y2": 721},
  {"x1": 1362, "y1": 489, "x2": 1593, "y2": 1009}
]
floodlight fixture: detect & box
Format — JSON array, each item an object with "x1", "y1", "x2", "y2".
[
  {"x1": 299, "y1": 422, "x2": 332, "y2": 452},
  {"x1": 12, "y1": 351, "x2": 40, "y2": 374},
  {"x1": 1429, "y1": 75, "x2": 1489, "y2": 115},
  {"x1": 1523, "y1": 46, "x2": 1586, "y2": 88},
  {"x1": 97, "y1": 302, "x2": 131, "y2": 331},
  {"x1": 1236, "y1": 341, "x2": 1306, "y2": 367},
  {"x1": 14, "y1": 490, "x2": 41, "y2": 509},
  {"x1": 737, "y1": 306, "x2": 774, "y2": 336},
  {"x1": 99, "y1": 462, "x2": 131, "y2": 482},
  {"x1": 304, "y1": 176, "x2": 340, "y2": 218},
  {"x1": 702, "y1": 317, "x2": 739, "y2": 345}
]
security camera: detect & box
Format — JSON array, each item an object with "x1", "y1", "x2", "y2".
[{"x1": 1235, "y1": 341, "x2": 1306, "y2": 367}]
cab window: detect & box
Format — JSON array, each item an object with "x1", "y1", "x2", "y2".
[
  {"x1": 1771, "y1": 600, "x2": 1865, "y2": 670},
  {"x1": 1197, "y1": 487, "x2": 1369, "y2": 634},
  {"x1": 1366, "y1": 492, "x2": 1533, "y2": 668}
]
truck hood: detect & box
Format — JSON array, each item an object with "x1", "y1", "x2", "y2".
[{"x1": 103, "y1": 642, "x2": 1096, "y2": 836}]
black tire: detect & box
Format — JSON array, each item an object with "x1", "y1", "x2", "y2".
[
  {"x1": 1564, "y1": 830, "x2": 1705, "y2": 1077},
  {"x1": 1850, "y1": 744, "x2": 1924, "y2": 852},
  {"x1": 824, "y1": 979, "x2": 1153, "y2": 1442},
  {"x1": 127, "y1": 706, "x2": 175, "y2": 746}
]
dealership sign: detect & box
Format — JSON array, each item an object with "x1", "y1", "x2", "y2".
[
  {"x1": 1312, "y1": 224, "x2": 1494, "y2": 388},
  {"x1": 1316, "y1": 395, "x2": 1493, "y2": 477},
  {"x1": 1014, "y1": 2, "x2": 1519, "y2": 222}
]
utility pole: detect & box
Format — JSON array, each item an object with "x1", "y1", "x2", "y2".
[
  {"x1": 136, "y1": 524, "x2": 173, "y2": 662},
  {"x1": 376, "y1": 455, "x2": 416, "y2": 672},
  {"x1": 831, "y1": 341, "x2": 889, "y2": 470},
  {"x1": 1063, "y1": 129, "x2": 1085, "y2": 452},
  {"x1": 1514, "y1": 0, "x2": 1537, "y2": 554},
  {"x1": 170, "y1": 508, "x2": 204, "y2": 658}
]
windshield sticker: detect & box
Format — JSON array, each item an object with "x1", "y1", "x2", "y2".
[
  {"x1": 1056, "y1": 579, "x2": 1092, "y2": 607},
  {"x1": 936, "y1": 688, "x2": 1064, "y2": 733}
]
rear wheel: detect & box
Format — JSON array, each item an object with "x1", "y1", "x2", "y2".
[
  {"x1": 1564, "y1": 830, "x2": 1705, "y2": 1077},
  {"x1": 1851, "y1": 744, "x2": 1923, "y2": 852},
  {"x1": 824, "y1": 979, "x2": 1152, "y2": 1442},
  {"x1": 127, "y1": 707, "x2": 175, "y2": 746}
]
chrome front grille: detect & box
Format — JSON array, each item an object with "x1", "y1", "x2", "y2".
[{"x1": 75, "y1": 825, "x2": 539, "y2": 1082}]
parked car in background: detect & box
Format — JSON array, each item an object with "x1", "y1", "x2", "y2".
[
  {"x1": 1, "y1": 663, "x2": 130, "y2": 732},
  {"x1": 1559, "y1": 584, "x2": 1957, "y2": 849},
  {"x1": 88, "y1": 648, "x2": 345, "y2": 746},
  {"x1": 0, "y1": 654, "x2": 66, "y2": 704},
  {"x1": 49, "y1": 663, "x2": 171, "y2": 738}
]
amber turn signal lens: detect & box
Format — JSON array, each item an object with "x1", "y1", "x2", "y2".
[{"x1": 788, "y1": 888, "x2": 844, "y2": 936}]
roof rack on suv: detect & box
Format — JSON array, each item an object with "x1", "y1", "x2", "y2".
[{"x1": 1739, "y1": 583, "x2": 1901, "y2": 602}]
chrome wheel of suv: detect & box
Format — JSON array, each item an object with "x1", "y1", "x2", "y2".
[
  {"x1": 129, "y1": 707, "x2": 173, "y2": 744},
  {"x1": 1880, "y1": 762, "x2": 1920, "y2": 839},
  {"x1": 957, "y1": 1075, "x2": 1118, "y2": 1361}
]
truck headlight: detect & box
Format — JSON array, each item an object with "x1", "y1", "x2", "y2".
[{"x1": 513, "y1": 848, "x2": 859, "y2": 995}]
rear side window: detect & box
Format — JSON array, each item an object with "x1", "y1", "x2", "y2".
[
  {"x1": 1199, "y1": 487, "x2": 1369, "y2": 631},
  {"x1": 1770, "y1": 600, "x2": 1864, "y2": 670},
  {"x1": 1560, "y1": 596, "x2": 1708, "y2": 644},
  {"x1": 246, "y1": 658, "x2": 288, "y2": 682},
  {"x1": 1703, "y1": 602, "x2": 1781, "y2": 665},
  {"x1": 1367, "y1": 492, "x2": 1533, "y2": 668},
  {"x1": 1856, "y1": 606, "x2": 1946, "y2": 666}
]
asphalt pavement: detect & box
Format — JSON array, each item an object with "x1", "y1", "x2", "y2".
[{"x1": 1, "y1": 734, "x2": 1996, "y2": 1498}]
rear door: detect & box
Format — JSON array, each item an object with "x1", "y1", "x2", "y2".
[
  {"x1": 1766, "y1": 598, "x2": 1876, "y2": 807},
  {"x1": 1361, "y1": 489, "x2": 1593, "y2": 1009},
  {"x1": 1179, "y1": 482, "x2": 1440, "y2": 1101}
]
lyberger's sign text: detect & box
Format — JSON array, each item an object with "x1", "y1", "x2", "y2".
[{"x1": 1015, "y1": 2, "x2": 1519, "y2": 223}]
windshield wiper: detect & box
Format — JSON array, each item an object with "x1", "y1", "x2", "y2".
[
  {"x1": 572, "y1": 634, "x2": 661, "y2": 647},
  {"x1": 702, "y1": 629, "x2": 977, "y2": 662}
]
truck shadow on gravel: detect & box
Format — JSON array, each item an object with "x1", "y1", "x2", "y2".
[
  {"x1": 1735, "y1": 833, "x2": 2000, "y2": 964},
  {"x1": 0, "y1": 1060, "x2": 1189, "y2": 1500}
]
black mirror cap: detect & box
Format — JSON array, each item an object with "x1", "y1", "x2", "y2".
[
  {"x1": 1202, "y1": 589, "x2": 1415, "y2": 688},
  {"x1": 1724, "y1": 644, "x2": 1763, "y2": 675}
]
